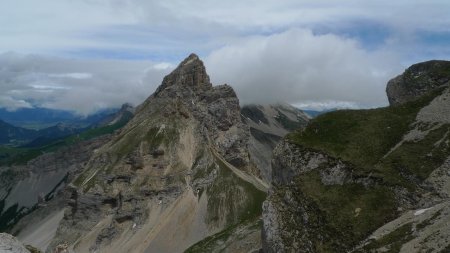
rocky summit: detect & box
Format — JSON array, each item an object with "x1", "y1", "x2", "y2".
[
  {"x1": 386, "y1": 60, "x2": 450, "y2": 106},
  {"x1": 262, "y1": 60, "x2": 450, "y2": 253}
]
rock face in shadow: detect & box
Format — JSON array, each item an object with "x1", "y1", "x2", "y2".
[
  {"x1": 263, "y1": 60, "x2": 450, "y2": 252},
  {"x1": 242, "y1": 104, "x2": 309, "y2": 183}
]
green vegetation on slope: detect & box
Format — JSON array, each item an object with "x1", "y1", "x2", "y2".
[
  {"x1": 185, "y1": 218, "x2": 262, "y2": 253},
  {"x1": 358, "y1": 223, "x2": 413, "y2": 253},
  {"x1": 186, "y1": 154, "x2": 266, "y2": 253},
  {"x1": 288, "y1": 88, "x2": 447, "y2": 185},
  {"x1": 206, "y1": 154, "x2": 267, "y2": 226},
  {"x1": 277, "y1": 87, "x2": 450, "y2": 251},
  {"x1": 293, "y1": 171, "x2": 397, "y2": 252},
  {"x1": 403, "y1": 60, "x2": 450, "y2": 88},
  {"x1": 382, "y1": 124, "x2": 450, "y2": 181}
]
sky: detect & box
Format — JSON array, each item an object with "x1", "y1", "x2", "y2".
[{"x1": 1, "y1": 0, "x2": 450, "y2": 114}]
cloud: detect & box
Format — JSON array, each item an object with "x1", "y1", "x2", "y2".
[
  {"x1": 293, "y1": 101, "x2": 359, "y2": 111},
  {"x1": 0, "y1": 96, "x2": 33, "y2": 111},
  {"x1": 0, "y1": 53, "x2": 170, "y2": 115},
  {"x1": 1, "y1": 0, "x2": 449, "y2": 59},
  {"x1": 205, "y1": 29, "x2": 402, "y2": 108},
  {"x1": 48, "y1": 73, "x2": 93, "y2": 79},
  {"x1": 0, "y1": 1, "x2": 449, "y2": 112}
]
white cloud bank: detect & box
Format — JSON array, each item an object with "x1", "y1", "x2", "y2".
[{"x1": 205, "y1": 29, "x2": 402, "y2": 108}]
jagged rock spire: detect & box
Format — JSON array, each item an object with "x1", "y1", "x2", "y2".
[{"x1": 156, "y1": 53, "x2": 211, "y2": 95}]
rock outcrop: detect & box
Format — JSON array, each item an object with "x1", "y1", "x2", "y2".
[
  {"x1": 263, "y1": 60, "x2": 450, "y2": 252},
  {"x1": 0, "y1": 233, "x2": 31, "y2": 253},
  {"x1": 386, "y1": 60, "x2": 450, "y2": 105}
]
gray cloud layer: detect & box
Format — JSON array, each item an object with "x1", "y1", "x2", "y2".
[
  {"x1": 0, "y1": 53, "x2": 171, "y2": 114},
  {"x1": 2, "y1": 1, "x2": 449, "y2": 56}
]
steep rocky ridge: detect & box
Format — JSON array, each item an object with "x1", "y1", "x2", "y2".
[
  {"x1": 47, "y1": 54, "x2": 268, "y2": 253},
  {"x1": 92, "y1": 103, "x2": 134, "y2": 128},
  {"x1": 263, "y1": 60, "x2": 450, "y2": 252}
]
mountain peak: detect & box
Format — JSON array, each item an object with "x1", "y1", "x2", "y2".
[
  {"x1": 174, "y1": 53, "x2": 203, "y2": 74},
  {"x1": 182, "y1": 53, "x2": 200, "y2": 64},
  {"x1": 155, "y1": 53, "x2": 211, "y2": 95}
]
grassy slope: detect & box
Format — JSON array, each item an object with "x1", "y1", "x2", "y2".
[
  {"x1": 288, "y1": 171, "x2": 397, "y2": 252},
  {"x1": 280, "y1": 88, "x2": 450, "y2": 251},
  {"x1": 288, "y1": 88, "x2": 448, "y2": 185},
  {"x1": 185, "y1": 155, "x2": 266, "y2": 253},
  {"x1": 185, "y1": 218, "x2": 262, "y2": 253}
]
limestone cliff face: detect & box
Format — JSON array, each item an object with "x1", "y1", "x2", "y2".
[
  {"x1": 263, "y1": 60, "x2": 450, "y2": 253},
  {"x1": 48, "y1": 54, "x2": 267, "y2": 253}
]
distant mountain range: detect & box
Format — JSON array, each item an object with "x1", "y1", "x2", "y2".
[
  {"x1": 0, "y1": 104, "x2": 134, "y2": 147},
  {"x1": 302, "y1": 108, "x2": 337, "y2": 118},
  {"x1": 0, "y1": 119, "x2": 82, "y2": 147},
  {"x1": 0, "y1": 120, "x2": 37, "y2": 146},
  {"x1": 0, "y1": 107, "x2": 117, "y2": 129}
]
